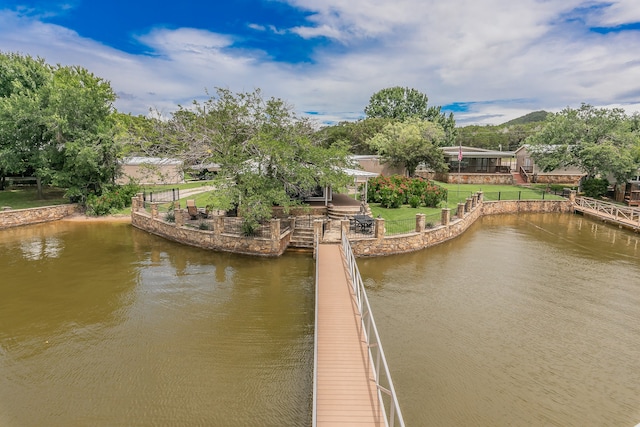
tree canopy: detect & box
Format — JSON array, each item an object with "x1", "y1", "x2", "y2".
[
  {"x1": 156, "y1": 88, "x2": 353, "y2": 227},
  {"x1": 368, "y1": 117, "x2": 448, "y2": 176},
  {"x1": 364, "y1": 86, "x2": 456, "y2": 145},
  {"x1": 315, "y1": 117, "x2": 392, "y2": 154},
  {"x1": 525, "y1": 104, "x2": 640, "y2": 184},
  {"x1": 0, "y1": 52, "x2": 118, "y2": 200}
]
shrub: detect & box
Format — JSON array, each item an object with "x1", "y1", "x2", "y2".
[
  {"x1": 582, "y1": 177, "x2": 609, "y2": 198},
  {"x1": 85, "y1": 181, "x2": 142, "y2": 216},
  {"x1": 408, "y1": 195, "x2": 421, "y2": 208},
  {"x1": 165, "y1": 211, "x2": 175, "y2": 223},
  {"x1": 367, "y1": 175, "x2": 447, "y2": 209},
  {"x1": 241, "y1": 219, "x2": 258, "y2": 236}
]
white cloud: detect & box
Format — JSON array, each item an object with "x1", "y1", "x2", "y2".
[{"x1": 1, "y1": 1, "x2": 640, "y2": 125}]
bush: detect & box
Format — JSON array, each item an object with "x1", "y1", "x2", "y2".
[
  {"x1": 408, "y1": 195, "x2": 421, "y2": 208},
  {"x1": 582, "y1": 177, "x2": 609, "y2": 198},
  {"x1": 367, "y1": 175, "x2": 447, "y2": 209},
  {"x1": 85, "y1": 181, "x2": 142, "y2": 216}
]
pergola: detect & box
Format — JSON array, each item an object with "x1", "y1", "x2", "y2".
[{"x1": 342, "y1": 168, "x2": 379, "y2": 203}]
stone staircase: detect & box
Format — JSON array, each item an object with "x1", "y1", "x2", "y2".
[
  {"x1": 511, "y1": 172, "x2": 530, "y2": 186},
  {"x1": 327, "y1": 203, "x2": 372, "y2": 220},
  {"x1": 289, "y1": 226, "x2": 315, "y2": 249}
]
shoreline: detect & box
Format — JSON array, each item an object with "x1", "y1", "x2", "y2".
[{"x1": 61, "y1": 213, "x2": 131, "y2": 223}]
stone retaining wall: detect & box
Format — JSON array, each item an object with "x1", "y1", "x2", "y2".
[
  {"x1": 347, "y1": 195, "x2": 573, "y2": 257},
  {"x1": 0, "y1": 204, "x2": 78, "y2": 229},
  {"x1": 130, "y1": 193, "x2": 574, "y2": 258},
  {"x1": 130, "y1": 195, "x2": 291, "y2": 257}
]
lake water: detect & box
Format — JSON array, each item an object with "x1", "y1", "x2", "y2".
[{"x1": 1, "y1": 213, "x2": 639, "y2": 426}]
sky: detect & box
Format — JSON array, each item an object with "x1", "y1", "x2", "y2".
[{"x1": 1, "y1": 0, "x2": 640, "y2": 126}]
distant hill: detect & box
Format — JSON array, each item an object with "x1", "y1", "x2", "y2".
[{"x1": 501, "y1": 110, "x2": 549, "y2": 126}]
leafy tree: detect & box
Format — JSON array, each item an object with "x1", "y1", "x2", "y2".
[
  {"x1": 315, "y1": 117, "x2": 392, "y2": 154},
  {"x1": 158, "y1": 88, "x2": 353, "y2": 227},
  {"x1": 0, "y1": 52, "x2": 118, "y2": 201},
  {"x1": 525, "y1": 104, "x2": 640, "y2": 185},
  {"x1": 364, "y1": 86, "x2": 456, "y2": 145},
  {"x1": 368, "y1": 117, "x2": 447, "y2": 176},
  {"x1": 0, "y1": 53, "x2": 51, "y2": 191}
]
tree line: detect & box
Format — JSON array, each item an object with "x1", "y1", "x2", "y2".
[{"x1": 1, "y1": 51, "x2": 639, "y2": 222}]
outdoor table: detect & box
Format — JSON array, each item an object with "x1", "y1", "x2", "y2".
[{"x1": 353, "y1": 214, "x2": 374, "y2": 233}]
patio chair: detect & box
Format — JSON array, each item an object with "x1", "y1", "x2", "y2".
[{"x1": 186, "y1": 199, "x2": 199, "y2": 220}]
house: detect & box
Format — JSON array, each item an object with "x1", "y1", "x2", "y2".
[
  {"x1": 117, "y1": 157, "x2": 185, "y2": 185},
  {"x1": 351, "y1": 155, "x2": 405, "y2": 176},
  {"x1": 514, "y1": 145, "x2": 585, "y2": 186},
  {"x1": 434, "y1": 146, "x2": 516, "y2": 185}
]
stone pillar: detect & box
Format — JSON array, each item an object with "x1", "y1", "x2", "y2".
[
  {"x1": 465, "y1": 197, "x2": 473, "y2": 213},
  {"x1": 477, "y1": 191, "x2": 484, "y2": 203},
  {"x1": 174, "y1": 208, "x2": 184, "y2": 226},
  {"x1": 213, "y1": 215, "x2": 224, "y2": 235},
  {"x1": 457, "y1": 203, "x2": 466, "y2": 219},
  {"x1": 441, "y1": 208, "x2": 451, "y2": 226},
  {"x1": 416, "y1": 213, "x2": 426, "y2": 232},
  {"x1": 375, "y1": 217, "x2": 385, "y2": 238},
  {"x1": 314, "y1": 219, "x2": 324, "y2": 245},
  {"x1": 569, "y1": 190, "x2": 576, "y2": 203},
  {"x1": 471, "y1": 194, "x2": 478, "y2": 208},
  {"x1": 341, "y1": 219, "x2": 350, "y2": 240},
  {"x1": 151, "y1": 204, "x2": 158, "y2": 219},
  {"x1": 270, "y1": 219, "x2": 280, "y2": 240}
]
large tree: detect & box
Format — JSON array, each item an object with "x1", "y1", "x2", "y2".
[
  {"x1": 368, "y1": 117, "x2": 448, "y2": 176},
  {"x1": 315, "y1": 117, "x2": 392, "y2": 154},
  {"x1": 525, "y1": 104, "x2": 640, "y2": 184},
  {"x1": 158, "y1": 88, "x2": 353, "y2": 228},
  {"x1": 364, "y1": 86, "x2": 456, "y2": 145},
  {"x1": 0, "y1": 52, "x2": 118, "y2": 200}
]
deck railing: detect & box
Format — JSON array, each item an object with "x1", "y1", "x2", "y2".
[
  {"x1": 575, "y1": 197, "x2": 640, "y2": 225},
  {"x1": 341, "y1": 233, "x2": 406, "y2": 427}
]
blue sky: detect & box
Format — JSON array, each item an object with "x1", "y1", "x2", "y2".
[{"x1": 1, "y1": 0, "x2": 640, "y2": 126}]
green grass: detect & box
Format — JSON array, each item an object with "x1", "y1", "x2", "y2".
[
  {"x1": 0, "y1": 187, "x2": 68, "y2": 209},
  {"x1": 370, "y1": 182, "x2": 566, "y2": 221}
]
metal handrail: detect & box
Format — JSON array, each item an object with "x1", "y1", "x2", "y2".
[
  {"x1": 341, "y1": 233, "x2": 406, "y2": 427},
  {"x1": 312, "y1": 241, "x2": 319, "y2": 426}
]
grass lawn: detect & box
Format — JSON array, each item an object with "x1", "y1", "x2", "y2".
[
  {"x1": 0, "y1": 187, "x2": 68, "y2": 209},
  {"x1": 370, "y1": 182, "x2": 566, "y2": 222}
]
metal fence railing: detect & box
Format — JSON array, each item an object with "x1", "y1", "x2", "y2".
[
  {"x1": 144, "y1": 188, "x2": 180, "y2": 203},
  {"x1": 341, "y1": 234, "x2": 405, "y2": 427},
  {"x1": 346, "y1": 217, "x2": 375, "y2": 239},
  {"x1": 384, "y1": 217, "x2": 415, "y2": 236},
  {"x1": 424, "y1": 211, "x2": 442, "y2": 228},
  {"x1": 222, "y1": 217, "x2": 271, "y2": 238}
]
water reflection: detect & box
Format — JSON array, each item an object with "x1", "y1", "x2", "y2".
[
  {"x1": 0, "y1": 222, "x2": 314, "y2": 426},
  {"x1": 360, "y1": 213, "x2": 640, "y2": 427}
]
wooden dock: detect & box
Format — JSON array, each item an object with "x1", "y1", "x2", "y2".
[
  {"x1": 574, "y1": 197, "x2": 640, "y2": 232},
  {"x1": 314, "y1": 243, "x2": 385, "y2": 426}
]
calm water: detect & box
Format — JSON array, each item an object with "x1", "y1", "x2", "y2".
[
  {"x1": 359, "y1": 213, "x2": 640, "y2": 426},
  {"x1": 1, "y1": 214, "x2": 639, "y2": 426},
  {"x1": 0, "y1": 221, "x2": 314, "y2": 426}
]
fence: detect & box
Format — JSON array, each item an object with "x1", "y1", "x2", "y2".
[
  {"x1": 144, "y1": 188, "x2": 180, "y2": 203},
  {"x1": 222, "y1": 217, "x2": 272, "y2": 238},
  {"x1": 384, "y1": 217, "x2": 415, "y2": 236},
  {"x1": 479, "y1": 190, "x2": 565, "y2": 202}
]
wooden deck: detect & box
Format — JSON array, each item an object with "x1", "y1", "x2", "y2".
[{"x1": 315, "y1": 243, "x2": 385, "y2": 426}]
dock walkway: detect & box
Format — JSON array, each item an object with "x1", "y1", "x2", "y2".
[{"x1": 314, "y1": 243, "x2": 385, "y2": 426}]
